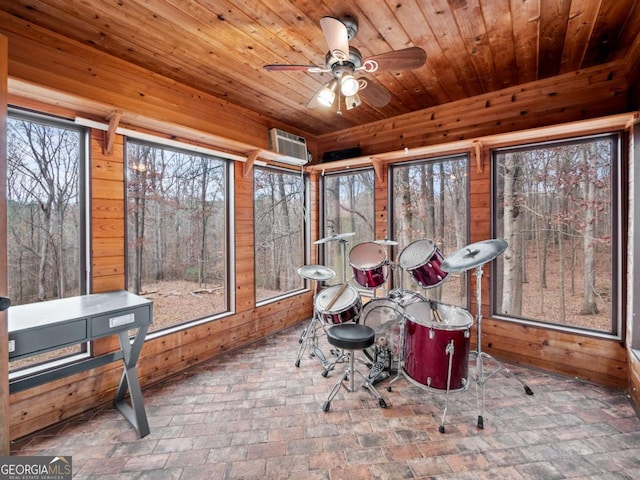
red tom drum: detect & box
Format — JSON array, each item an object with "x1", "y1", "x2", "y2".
[
  {"x1": 349, "y1": 242, "x2": 388, "y2": 289},
  {"x1": 398, "y1": 239, "x2": 449, "y2": 289}
]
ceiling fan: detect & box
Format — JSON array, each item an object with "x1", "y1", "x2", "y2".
[{"x1": 263, "y1": 16, "x2": 426, "y2": 113}]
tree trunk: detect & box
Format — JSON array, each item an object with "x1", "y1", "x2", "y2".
[
  {"x1": 580, "y1": 145, "x2": 599, "y2": 314},
  {"x1": 501, "y1": 152, "x2": 523, "y2": 315}
]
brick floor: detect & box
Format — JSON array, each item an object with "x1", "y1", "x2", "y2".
[{"x1": 9, "y1": 322, "x2": 640, "y2": 479}]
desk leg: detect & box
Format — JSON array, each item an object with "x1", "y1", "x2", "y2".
[{"x1": 114, "y1": 326, "x2": 150, "y2": 438}]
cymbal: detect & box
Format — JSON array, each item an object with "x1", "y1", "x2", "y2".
[
  {"x1": 441, "y1": 239, "x2": 508, "y2": 273},
  {"x1": 374, "y1": 238, "x2": 399, "y2": 246},
  {"x1": 297, "y1": 265, "x2": 336, "y2": 281},
  {"x1": 314, "y1": 232, "x2": 355, "y2": 245}
]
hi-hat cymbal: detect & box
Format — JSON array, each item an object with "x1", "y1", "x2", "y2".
[
  {"x1": 441, "y1": 239, "x2": 508, "y2": 273},
  {"x1": 297, "y1": 265, "x2": 336, "y2": 281},
  {"x1": 374, "y1": 238, "x2": 399, "y2": 246},
  {"x1": 314, "y1": 232, "x2": 355, "y2": 245}
]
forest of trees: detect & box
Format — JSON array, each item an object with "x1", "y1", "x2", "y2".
[
  {"x1": 320, "y1": 158, "x2": 468, "y2": 308},
  {"x1": 254, "y1": 167, "x2": 305, "y2": 302},
  {"x1": 391, "y1": 156, "x2": 469, "y2": 306},
  {"x1": 6, "y1": 114, "x2": 615, "y2": 336},
  {"x1": 323, "y1": 171, "x2": 375, "y2": 285},
  {"x1": 126, "y1": 141, "x2": 228, "y2": 330},
  {"x1": 6, "y1": 115, "x2": 82, "y2": 306},
  {"x1": 495, "y1": 136, "x2": 615, "y2": 332}
]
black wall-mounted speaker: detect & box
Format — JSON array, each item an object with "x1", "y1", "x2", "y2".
[
  {"x1": 0, "y1": 296, "x2": 11, "y2": 311},
  {"x1": 321, "y1": 146, "x2": 362, "y2": 163}
]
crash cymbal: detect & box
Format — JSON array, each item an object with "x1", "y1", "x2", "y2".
[
  {"x1": 314, "y1": 232, "x2": 355, "y2": 245},
  {"x1": 297, "y1": 265, "x2": 336, "y2": 281},
  {"x1": 374, "y1": 238, "x2": 399, "y2": 246},
  {"x1": 441, "y1": 239, "x2": 508, "y2": 273}
]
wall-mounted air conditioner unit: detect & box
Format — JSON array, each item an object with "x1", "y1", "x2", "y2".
[{"x1": 268, "y1": 128, "x2": 309, "y2": 165}]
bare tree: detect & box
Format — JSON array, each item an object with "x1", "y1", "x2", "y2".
[
  {"x1": 7, "y1": 120, "x2": 79, "y2": 301},
  {"x1": 501, "y1": 152, "x2": 523, "y2": 315},
  {"x1": 579, "y1": 143, "x2": 599, "y2": 314}
]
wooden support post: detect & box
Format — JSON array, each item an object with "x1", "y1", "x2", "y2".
[{"x1": 103, "y1": 110, "x2": 123, "y2": 156}]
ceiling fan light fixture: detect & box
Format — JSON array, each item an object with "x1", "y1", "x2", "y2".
[
  {"x1": 317, "y1": 79, "x2": 338, "y2": 107},
  {"x1": 345, "y1": 93, "x2": 361, "y2": 110},
  {"x1": 340, "y1": 74, "x2": 359, "y2": 96}
]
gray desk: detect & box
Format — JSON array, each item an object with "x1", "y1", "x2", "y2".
[{"x1": 8, "y1": 291, "x2": 152, "y2": 437}]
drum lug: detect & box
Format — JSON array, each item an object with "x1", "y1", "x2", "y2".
[
  {"x1": 464, "y1": 329, "x2": 470, "y2": 338},
  {"x1": 429, "y1": 328, "x2": 434, "y2": 340},
  {"x1": 427, "y1": 377, "x2": 432, "y2": 387}
]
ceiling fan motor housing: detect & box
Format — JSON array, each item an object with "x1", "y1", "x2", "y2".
[
  {"x1": 325, "y1": 46, "x2": 363, "y2": 72},
  {"x1": 340, "y1": 16, "x2": 358, "y2": 40}
]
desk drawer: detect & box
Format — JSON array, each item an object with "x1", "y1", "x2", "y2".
[
  {"x1": 9, "y1": 319, "x2": 88, "y2": 359},
  {"x1": 90, "y1": 305, "x2": 151, "y2": 338}
]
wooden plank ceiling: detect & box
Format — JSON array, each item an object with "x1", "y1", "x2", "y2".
[{"x1": 2, "y1": 0, "x2": 639, "y2": 136}]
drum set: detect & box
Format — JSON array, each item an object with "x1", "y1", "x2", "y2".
[{"x1": 296, "y1": 233, "x2": 533, "y2": 433}]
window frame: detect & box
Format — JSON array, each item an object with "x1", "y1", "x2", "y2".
[
  {"x1": 123, "y1": 136, "x2": 233, "y2": 336},
  {"x1": 319, "y1": 166, "x2": 376, "y2": 287},
  {"x1": 253, "y1": 164, "x2": 309, "y2": 305},
  {"x1": 7, "y1": 107, "x2": 90, "y2": 375},
  {"x1": 388, "y1": 153, "x2": 471, "y2": 308},
  {"x1": 490, "y1": 132, "x2": 623, "y2": 339}
]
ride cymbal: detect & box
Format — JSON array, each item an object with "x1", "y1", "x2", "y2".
[
  {"x1": 374, "y1": 238, "x2": 399, "y2": 246},
  {"x1": 441, "y1": 239, "x2": 508, "y2": 273},
  {"x1": 314, "y1": 232, "x2": 355, "y2": 244},
  {"x1": 297, "y1": 265, "x2": 336, "y2": 281}
]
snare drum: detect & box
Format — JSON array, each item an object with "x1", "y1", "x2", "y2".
[
  {"x1": 399, "y1": 239, "x2": 449, "y2": 289},
  {"x1": 402, "y1": 301, "x2": 472, "y2": 392},
  {"x1": 314, "y1": 284, "x2": 362, "y2": 324},
  {"x1": 349, "y1": 242, "x2": 388, "y2": 288}
]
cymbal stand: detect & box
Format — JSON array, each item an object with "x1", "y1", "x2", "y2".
[
  {"x1": 471, "y1": 263, "x2": 533, "y2": 429},
  {"x1": 386, "y1": 263, "x2": 407, "y2": 391},
  {"x1": 295, "y1": 279, "x2": 338, "y2": 374},
  {"x1": 338, "y1": 238, "x2": 349, "y2": 284}
]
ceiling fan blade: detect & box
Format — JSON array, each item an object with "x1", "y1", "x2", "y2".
[
  {"x1": 360, "y1": 47, "x2": 427, "y2": 73},
  {"x1": 357, "y1": 78, "x2": 392, "y2": 108},
  {"x1": 263, "y1": 64, "x2": 326, "y2": 73},
  {"x1": 320, "y1": 16, "x2": 350, "y2": 61}
]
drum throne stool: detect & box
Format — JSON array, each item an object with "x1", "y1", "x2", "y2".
[{"x1": 322, "y1": 323, "x2": 389, "y2": 411}]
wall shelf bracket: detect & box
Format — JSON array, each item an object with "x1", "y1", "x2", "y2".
[
  {"x1": 371, "y1": 157, "x2": 383, "y2": 182},
  {"x1": 474, "y1": 140, "x2": 483, "y2": 173},
  {"x1": 243, "y1": 150, "x2": 260, "y2": 177},
  {"x1": 103, "y1": 110, "x2": 124, "y2": 156}
]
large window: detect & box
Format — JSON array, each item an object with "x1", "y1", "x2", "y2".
[
  {"x1": 126, "y1": 140, "x2": 230, "y2": 333},
  {"x1": 322, "y1": 169, "x2": 375, "y2": 286},
  {"x1": 493, "y1": 134, "x2": 620, "y2": 335},
  {"x1": 254, "y1": 166, "x2": 306, "y2": 302},
  {"x1": 7, "y1": 110, "x2": 87, "y2": 371},
  {"x1": 391, "y1": 155, "x2": 469, "y2": 307}
]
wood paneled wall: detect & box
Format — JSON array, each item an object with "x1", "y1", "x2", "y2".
[
  {"x1": 2, "y1": 13, "x2": 639, "y2": 440},
  {"x1": 332, "y1": 83, "x2": 632, "y2": 390},
  {"x1": 315, "y1": 61, "x2": 629, "y2": 157},
  {"x1": 8, "y1": 127, "x2": 314, "y2": 441}
]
